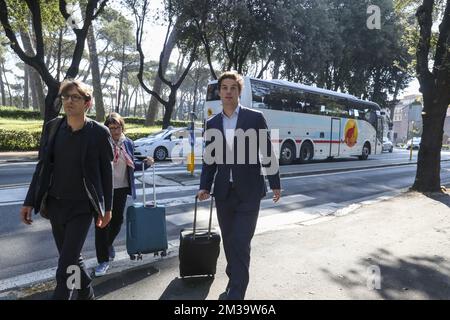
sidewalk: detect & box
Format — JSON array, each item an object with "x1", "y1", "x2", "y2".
[
  {"x1": 0, "y1": 151, "x2": 38, "y2": 163},
  {"x1": 8, "y1": 190, "x2": 450, "y2": 300}
]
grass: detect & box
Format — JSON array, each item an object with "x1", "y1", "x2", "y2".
[
  {"x1": 0, "y1": 118, "x2": 44, "y2": 132},
  {"x1": 0, "y1": 117, "x2": 164, "y2": 135}
]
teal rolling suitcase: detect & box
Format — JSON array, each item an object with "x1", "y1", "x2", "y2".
[{"x1": 126, "y1": 164, "x2": 168, "y2": 260}]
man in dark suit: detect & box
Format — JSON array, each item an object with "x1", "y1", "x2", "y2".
[
  {"x1": 198, "y1": 71, "x2": 281, "y2": 300},
  {"x1": 20, "y1": 79, "x2": 113, "y2": 300}
]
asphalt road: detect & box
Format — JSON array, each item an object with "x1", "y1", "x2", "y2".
[{"x1": 0, "y1": 148, "x2": 449, "y2": 283}]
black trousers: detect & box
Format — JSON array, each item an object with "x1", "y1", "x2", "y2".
[
  {"x1": 95, "y1": 187, "x2": 129, "y2": 263},
  {"x1": 47, "y1": 196, "x2": 94, "y2": 300},
  {"x1": 215, "y1": 184, "x2": 261, "y2": 300}
]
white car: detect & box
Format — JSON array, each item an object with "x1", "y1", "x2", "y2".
[
  {"x1": 134, "y1": 127, "x2": 204, "y2": 161},
  {"x1": 382, "y1": 137, "x2": 393, "y2": 153},
  {"x1": 406, "y1": 137, "x2": 421, "y2": 150}
]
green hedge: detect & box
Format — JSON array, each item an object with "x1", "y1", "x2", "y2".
[
  {"x1": 0, "y1": 128, "x2": 153, "y2": 151},
  {"x1": 0, "y1": 129, "x2": 41, "y2": 151},
  {"x1": 0, "y1": 106, "x2": 42, "y2": 119},
  {"x1": 126, "y1": 132, "x2": 153, "y2": 141}
]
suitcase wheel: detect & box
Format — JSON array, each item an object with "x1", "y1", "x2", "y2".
[
  {"x1": 137, "y1": 253, "x2": 143, "y2": 261},
  {"x1": 161, "y1": 250, "x2": 167, "y2": 257},
  {"x1": 129, "y1": 254, "x2": 136, "y2": 261}
]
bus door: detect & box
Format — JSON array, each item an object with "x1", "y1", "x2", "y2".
[
  {"x1": 375, "y1": 115, "x2": 383, "y2": 154},
  {"x1": 330, "y1": 118, "x2": 341, "y2": 157}
]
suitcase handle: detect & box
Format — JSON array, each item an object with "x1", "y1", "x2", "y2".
[
  {"x1": 142, "y1": 162, "x2": 156, "y2": 208},
  {"x1": 193, "y1": 194, "x2": 214, "y2": 239}
]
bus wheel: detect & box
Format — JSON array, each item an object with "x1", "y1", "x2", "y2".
[
  {"x1": 280, "y1": 142, "x2": 295, "y2": 165},
  {"x1": 359, "y1": 143, "x2": 370, "y2": 160},
  {"x1": 299, "y1": 141, "x2": 314, "y2": 164}
]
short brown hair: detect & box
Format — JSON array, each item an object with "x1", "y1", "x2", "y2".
[
  {"x1": 104, "y1": 112, "x2": 125, "y2": 131},
  {"x1": 59, "y1": 79, "x2": 92, "y2": 102},
  {"x1": 218, "y1": 71, "x2": 244, "y2": 93}
]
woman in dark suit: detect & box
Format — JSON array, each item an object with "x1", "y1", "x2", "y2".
[{"x1": 94, "y1": 112, "x2": 154, "y2": 276}]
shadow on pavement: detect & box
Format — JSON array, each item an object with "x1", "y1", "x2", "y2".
[
  {"x1": 159, "y1": 276, "x2": 214, "y2": 300},
  {"x1": 92, "y1": 265, "x2": 160, "y2": 299},
  {"x1": 321, "y1": 248, "x2": 450, "y2": 299},
  {"x1": 424, "y1": 191, "x2": 450, "y2": 208},
  {"x1": 23, "y1": 264, "x2": 160, "y2": 300}
]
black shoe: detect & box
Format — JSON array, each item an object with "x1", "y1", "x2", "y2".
[
  {"x1": 77, "y1": 286, "x2": 95, "y2": 300},
  {"x1": 218, "y1": 291, "x2": 228, "y2": 300}
]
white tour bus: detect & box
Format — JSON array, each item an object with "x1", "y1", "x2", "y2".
[{"x1": 204, "y1": 77, "x2": 384, "y2": 165}]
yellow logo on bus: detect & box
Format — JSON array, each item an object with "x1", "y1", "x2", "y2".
[
  {"x1": 207, "y1": 108, "x2": 213, "y2": 118},
  {"x1": 344, "y1": 119, "x2": 358, "y2": 147}
]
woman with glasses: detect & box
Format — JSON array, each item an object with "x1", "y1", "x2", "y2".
[{"x1": 94, "y1": 112, "x2": 154, "y2": 276}]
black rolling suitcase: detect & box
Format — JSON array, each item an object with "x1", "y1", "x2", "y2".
[{"x1": 179, "y1": 195, "x2": 221, "y2": 278}]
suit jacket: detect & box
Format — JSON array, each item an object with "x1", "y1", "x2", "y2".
[
  {"x1": 199, "y1": 106, "x2": 280, "y2": 202},
  {"x1": 24, "y1": 116, "x2": 114, "y2": 217}
]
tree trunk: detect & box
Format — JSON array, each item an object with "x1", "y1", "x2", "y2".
[
  {"x1": 1, "y1": 62, "x2": 12, "y2": 106},
  {"x1": 412, "y1": 99, "x2": 446, "y2": 191},
  {"x1": 20, "y1": 29, "x2": 45, "y2": 116},
  {"x1": 411, "y1": 0, "x2": 450, "y2": 192},
  {"x1": 29, "y1": 69, "x2": 38, "y2": 110},
  {"x1": 32, "y1": 70, "x2": 46, "y2": 117},
  {"x1": 44, "y1": 83, "x2": 61, "y2": 122},
  {"x1": 145, "y1": 25, "x2": 178, "y2": 126},
  {"x1": 162, "y1": 91, "x2": 177, "y2": 129},
  {"x1": 0, "y1": 63, "x2": 6, "y2": 106},
  {"x1": 23, "y1": 67, "x2": 29, "y2": 109},
  {"x1": 116, "y1": 43, "x2": 125, "y2": 113},
  {"x1": 87, "y1": 24, "x2": 105, "y2": 121},
  {"x1": 272, "y1": 57, "x2": 281, "y2": 79}
]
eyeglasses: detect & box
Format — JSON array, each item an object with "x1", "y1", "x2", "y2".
[
  {"x1": 61, "y1": 94, "x2": 85, "y2": 102},
  {"x1": 108, "y1": 126, "x2": 122, "y2": 131}
]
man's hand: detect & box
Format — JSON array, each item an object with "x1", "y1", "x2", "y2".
[
  {"x1": 272, "y1": 189, "x2": 281, "y2": 203},
  {"x1": 20, "y1": 206, "x2": 34, "y2": 225},
  {"x1": 197, "y1": 189, "x2": 210, "y2": 201},
  {"x1": 96, "y1": 210, "x2": 112, "y2": 228}
]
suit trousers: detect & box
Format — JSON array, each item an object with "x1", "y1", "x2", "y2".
[
  {"x1": 95, "y1": 187, "x2": 129, "y2": 263},
  {"x1": 47, "y1": 196, "x2": 94, "y2": 300},
  {"x1": 215, "y1": 183, "x2": 261, "y2": 300}
]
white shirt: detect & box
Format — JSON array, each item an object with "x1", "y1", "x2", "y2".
[
  {"x1": 113, "y1": 154, "x2": 129, "y2": 189},
  {"x1": 222, "y1": 105, "x2": 240, "y2": 182}
]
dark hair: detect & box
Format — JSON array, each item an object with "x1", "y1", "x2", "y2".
[
  {"x1": 104, "y1": 112, "x2": 125, "y2": 131},
  {"x1": 218, "y1": 71, "x2": 244, "y2": 93},
  {"x1": 59, "y1": 79, "x2": 92, "y2": 101}
]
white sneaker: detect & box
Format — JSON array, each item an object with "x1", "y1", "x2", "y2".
[{"x1": 94, "y1": 262, "x2": 109, "y2": 277}]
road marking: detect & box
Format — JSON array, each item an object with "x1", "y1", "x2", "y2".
[
  {"x1": 282, "y1": 163, "x2": 419, "y2": 180},
  {"x1": 165, "y1": 193, "x2": 315, "y2": 226}
]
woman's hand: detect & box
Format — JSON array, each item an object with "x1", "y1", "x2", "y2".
[{"x1": 145, "y1": 157, "x2": 155, "y2": 166}]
